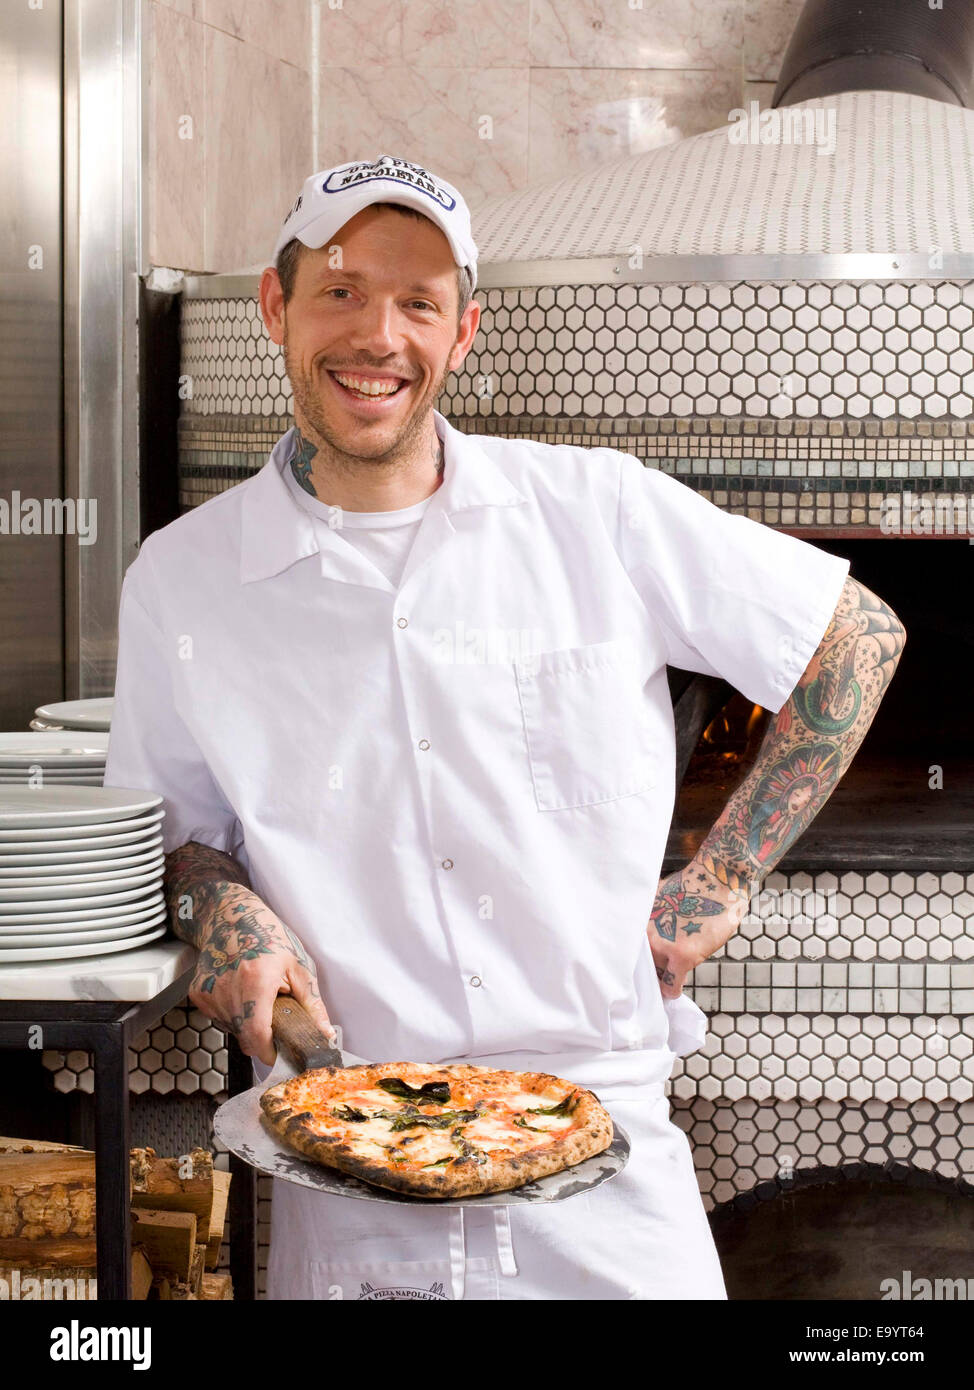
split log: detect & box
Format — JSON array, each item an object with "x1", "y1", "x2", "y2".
[
  {"x1": 204, "y1": 1170, "x2": 231, "y2": 1268},
  {"x1": 131, "y1": 1247, "x2": 153, "y2": 1301},
  {"x1": 199, "y1": 1272, "x2": 233, "y2": 1300},
  {"x1": 130, "y1": 1208, "x2": 196, "y2": 1282},
  {"x1": 130, "y1": 1147, "x2": 214, "y2": 1241},
  {"x1": 188, "y1": 1243, "x2": 205, "y2": 1296}
]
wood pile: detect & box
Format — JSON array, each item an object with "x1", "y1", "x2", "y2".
[{"x1": 0, "y1": 1136, "x2": 233, "y2": 1300}]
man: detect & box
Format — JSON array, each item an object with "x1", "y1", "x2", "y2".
[{"x1": 105, "y1": 154, "x2": 906, "y2": 1300}]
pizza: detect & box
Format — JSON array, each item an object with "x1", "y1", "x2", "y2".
[{"x1": 259, "y1": 1060, "x2": 614, "y2": 1198}]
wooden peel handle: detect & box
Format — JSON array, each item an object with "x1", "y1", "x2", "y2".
[{"x1": 271, "y1": 996, "x2": 344, "y2": 1072}]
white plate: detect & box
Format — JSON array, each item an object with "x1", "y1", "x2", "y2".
[
  {"x1": 0, "y1": 809, "x2": 165, "y2": 844},
  {"x1": 0, "y1": 767, "x2": 106, "y2": 777},
  {"x1": 0, "y1": 860, "x2": 164, "y2": 901},
  {"x1": 0, "y1": 924, "x2": 167, "y2": 964},
  {"x1": 0, "y1": 777, "x2": 104, "y2": 786},
  {"x1": 0, "y1": 834, "x2": 163, "y2": 868},
  {"x1": 33, "y1": 699, "x2": 113, "y2": 732},
  {"x1": 0, "y1": 910, "x2": 168, "y2": 949},
  {"x1": 0, "y1": 893, "x2": 165, "y2": 929},
  {"x1": 0, "y1": 848, "x2": 165, "y2": 881},
  {"x1": 0, "y1": 787, "x2": 161, "y2": 829},
  {"x1": 0, "y1": 732, "x2": 109, "y2": 764},
  {"x1": 0, "y1": 898, "x2": 167, "y2": 935},
  {"x1": 0, "y1": 881, "x2": 165, "y2": 914}
]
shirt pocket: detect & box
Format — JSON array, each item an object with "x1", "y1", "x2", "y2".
[
  {"x1": 514, "y1": 636, "x2": 658, "y2": 811},
  {"x1": 310, "y1": 1256, "x2": 500, "y2": 1302}
]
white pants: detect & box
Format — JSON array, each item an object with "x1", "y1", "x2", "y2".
[{"x1": 265, "y1": 1088, "x2": 727, "y2": 1301}]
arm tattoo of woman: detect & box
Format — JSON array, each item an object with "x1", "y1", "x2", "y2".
[{"x1": 695, "y1": 576, "x2": 906, "y2": 887}]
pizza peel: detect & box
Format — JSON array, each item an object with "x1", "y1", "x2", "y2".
[{"x1": 212, "y1": 997, "x2": 631, "y2": 1207}]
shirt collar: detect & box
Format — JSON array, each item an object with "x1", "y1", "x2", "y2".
[{"x1": 239, "y1": 410, "x2": 526, "y2": 585}]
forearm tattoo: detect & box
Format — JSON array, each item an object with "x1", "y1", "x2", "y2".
[
  {"x1": 163, "y1": 841, "x2": 324, "y2": 1024},
  {"x1": 694, "y1": 575, "x2": 906, "y2": 893},
  {"x1": 163, "y1": 841, "x2": 251, "y2": 947}
]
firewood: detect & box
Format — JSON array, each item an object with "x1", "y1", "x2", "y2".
[
  {"x1": 169, "y1": 1281, "x2": 197, "y2": 1300},
  {"x1": 0, "y1": 1136, "x2": 89, "y2": 1154},
  {"x1": 188, "y1": 1243, "x2": 205, "y2": 1295},
  {"x1": 151, "y1": 1275, "x2": 172, "y2": 1300},
  {"x1": 0, "y1": 1149, "x2": 97, "y2": 1267},
  {"x1": 204, "y1": 1169, "x2": 231, "y2": 1268},
  {"x1": 130, "y1": 1147, "x2": 214, "y2": 1241},
  {"x1": 130, "y1": 1208, "x2": 196, "y2": 1282},
  {"x1": 131, "y1": 1246, "x2": 153, "y2": 1301},
  {"x1": 199, "y1": 1272, "x2": 233, "y2": 1300}
]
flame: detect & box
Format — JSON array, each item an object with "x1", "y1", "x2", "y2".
[{"x1": 700, "y1": 703, "x2": 764, "y2": 750}]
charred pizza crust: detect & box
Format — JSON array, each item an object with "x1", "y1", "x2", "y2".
[{"x1": 259, "y1": 1060, "x2": 614, "y2": 1198}]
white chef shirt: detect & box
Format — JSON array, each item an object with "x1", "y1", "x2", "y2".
[
  {"x1": 281, "y1": 458, "x2": 433, "y2": 589},
  {"x1": 104, "y1": 410, "x2": 849, "y2": 1099}
]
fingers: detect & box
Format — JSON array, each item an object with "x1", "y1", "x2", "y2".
[
  {"x1": 648, "y1": 940, "x2": 686, "y2": 999},
  {"x1": 238, "y1": 988, "x2": 277, "y2": 1068},
  {"x1": 286, "y1": 968, "x2": 337, "y2": 1044}
]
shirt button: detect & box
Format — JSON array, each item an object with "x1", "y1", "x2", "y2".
[
  {"x1": 396, "y1": 617, "x2": 408, "y2": 628},
  {"x1": 418, "y1": 739, "x2": 430, "y2": 751},
  {"x1": 441, "y1": 859, "x2": 454, "y2": 870},
  {"x1": 469, "y1": 975, "x2": 482, "y2": 988}
]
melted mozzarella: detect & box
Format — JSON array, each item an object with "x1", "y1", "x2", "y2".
[{"x1": 294, "y1": 1070, "x2": 581, "y2": 1169}]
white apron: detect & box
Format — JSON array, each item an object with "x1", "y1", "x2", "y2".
[{"x1": 258, "y1": 998, "x2": 727, "y2": 1301}]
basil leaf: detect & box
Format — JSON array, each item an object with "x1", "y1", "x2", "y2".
[
  {"x1": 526, "y1": 1090, "x2": 580, "y2": 1118},
  {"x1": 423, "y1": 1156, "x2": 454, "y2": 1167},
  {"x1": 331, "y1": 1105, "x2": 367, "y2": 1123},
  {"x1": 378, "y1": 1077, "x2": 451, "y2": 1106},
  {"x1": 513, "y1": 1115, "x2": 548, "y2": 1133},
  {"x1": 376, "y1": 1107, "x2": 481, "y2": 1134},
  {"x1": 454, "y1": 1137, "x2": 487, "y2": 1165}
]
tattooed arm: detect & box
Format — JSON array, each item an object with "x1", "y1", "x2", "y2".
[
  {"x1": 165, "y1": 841, "x2": 334, "y2": 1065},
  {"x1": 649, "y1": 576, "x2": 906, "y2": 997}
]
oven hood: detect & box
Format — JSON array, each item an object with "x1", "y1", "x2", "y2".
[{"x1": 472, "y1": 0, "x2": 974, "y2": 284}]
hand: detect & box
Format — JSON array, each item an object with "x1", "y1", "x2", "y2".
[
  {"x1": 647, "y1": 858, "x2": 752, "y2": 999},
  {"x1": 187, "y1": 885, "x2": 334, "y2": 1066}
]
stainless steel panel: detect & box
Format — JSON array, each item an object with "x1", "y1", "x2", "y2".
[
  {"x1": 0, "y1": 0, "x2": 64, "y2": 728},
  {"x1": 63, "y1": 0, "x2": 144, "y2": 701}
]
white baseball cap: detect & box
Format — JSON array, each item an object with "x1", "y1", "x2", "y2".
[{"x1": 272, "y1": 155, "x2": 478, "y2": 289}]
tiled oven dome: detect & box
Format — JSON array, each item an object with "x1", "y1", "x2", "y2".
[{"x1": 472, "y1": 91, "x2": 974, "y2": 266}]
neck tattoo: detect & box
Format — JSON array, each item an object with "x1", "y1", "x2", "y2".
[
  {"x1": 290, "y1": 428, "x2": 319, "y2": 498},
  {"x1": 289, "y1": 424, "x2": 444, "y2": 496}
]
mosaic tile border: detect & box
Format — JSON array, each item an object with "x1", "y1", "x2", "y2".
[
  {"x1": 177, "y1": 412, "x2": 974, "y2": 530},
  {"x1": 180, "y1": 280, "x2": 974, "y2": 422}
]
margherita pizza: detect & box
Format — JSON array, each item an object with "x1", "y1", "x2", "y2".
[{"x1": 259, "y1": 1061, "x2": 614, "y2": 1198}]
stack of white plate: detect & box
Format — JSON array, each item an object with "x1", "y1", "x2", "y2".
[
  {"x1": 0, "y1": 787, "x2": 167, "y2": 964},
  {"x1": 0, "y1": 732, "x2": 109, "y2": 787},
  {"x1": 31, "y1": 698, "x2": 113, "y2": 733}
]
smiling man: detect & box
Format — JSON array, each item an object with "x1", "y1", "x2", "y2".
[{"x1": 105, "y1": 154, "x2": 905, "y2": 1301}]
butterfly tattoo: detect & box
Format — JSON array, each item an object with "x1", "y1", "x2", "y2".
[{"x1": 650, "y1": 882, "x2": 725, "y2": 942}]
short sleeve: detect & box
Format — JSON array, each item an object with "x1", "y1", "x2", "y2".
[
  {"x1": 104, "y1": 559, "x2": 246, "y2": 861},
  {"x1": 616, "y1": 453, "x2": 851, "y2": 713}
]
